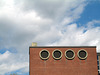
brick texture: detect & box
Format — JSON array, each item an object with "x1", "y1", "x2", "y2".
[{"x1": 29, "y1": 47, "x2": 98, "y2": 75}]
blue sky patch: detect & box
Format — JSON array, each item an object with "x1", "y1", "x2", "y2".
[
  {"x1": 0, "y1": 48, "x2": 17, "y2": 54},
  {"x1": 76, "y1": 1, "x2": 100, "y2": 27}
]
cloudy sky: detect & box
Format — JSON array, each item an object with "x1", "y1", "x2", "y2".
[{"x1": 0, "y1": 0, "x2": 100, "y2": 75}]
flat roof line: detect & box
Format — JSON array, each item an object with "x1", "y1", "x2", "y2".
[{"x1": 29, "y1": 46, "x2": 96, "y2": 48}]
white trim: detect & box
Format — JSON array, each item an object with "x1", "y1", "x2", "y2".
[
  {"x1": 39, "y1": 49, "x2": 50, "y2": 60},
  {"x1": 52, "y1": 49, "x2": 62, "y2": 60},
  {"x1": 77, "y1": 49, "x2": 88, "y2": 60},
  {"x1": 65, "y1": 49, "x2": 75, "y2": 60}
]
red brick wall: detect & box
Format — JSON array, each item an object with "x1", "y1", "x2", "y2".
[{"x1": 29, "y1": 47, "x2": 98, "y2": 75}]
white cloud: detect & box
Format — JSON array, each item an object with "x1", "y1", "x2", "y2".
[
  {"x1": 86, "y1": 20, "x2": 100, "y2": 28},
  {"x1": 50, "y1": 21, "x2": 100, "y2": 52},
  {"x1": 0, "y1": 51, "x2": 10, "y2": 61},
  {"x1": 0, "y1": 51, "x2": 29, "y2": 75},
  {"x1": 0, "y1": 0, "x2": 100, "y2": 74},
  {"x1": 0, "y1": 62, "x2": 29, "y2": 75}
]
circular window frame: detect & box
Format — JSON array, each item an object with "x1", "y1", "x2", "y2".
[
  {"x1": 65, "y1": 49, "x2": 75, "y2": 60},
  {"x1": 39, "y1": 49, "x2": 50, "y2": 60},
  {"x1": 52, "y1": 49, "x2": 62, "y2": 60},
  {"x1": 77, "y1": 49, "x2": 88, "y2": 60}
]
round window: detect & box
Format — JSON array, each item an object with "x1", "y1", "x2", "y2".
[
  {"x1": 39, "y1": 50, "x2": 50, "y2": 60},
  {"x1": 78, "y1": 50, "x2": 88, "y2": 60},
  {"x1": 52, "y1": 49, "x2": 62, "y2": 60},
  {"x1": 65, "y1": 50, "x2": 75, "y2": 59}
]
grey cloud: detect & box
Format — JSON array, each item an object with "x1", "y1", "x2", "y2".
[
  {"x1": 15, "y1": 0, "x2": 86, "y2": 21},
  {"x1": 0, "y1": 11, "x2": 61, "y2": 53},
  {"x1": 0, "y1": 9, "x2": 61, "y2": 74},
  {"x1": 1, "y1": 0, "x2": 100, "y2": 74}
]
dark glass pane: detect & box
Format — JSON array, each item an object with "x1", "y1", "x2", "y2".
[
  {"x1": 79, "y1": 50, "x2": 86, "y2": 58},
  {"x1": 53, "y1": 50, "x2": 61, "y2": 58},
  {"x1": 41, "y1": 51, "x2": 49, "y2": 58},
  {"x1": 98, "y1": 61, "x2": 99, "y2": 65},
  {"x1": 97, "y1": 56, "x2": 99, "y2": 60},
  {"x1": 66, "y1": 50, "x2": 74, "y2": 58},
  {"x1": 98, "y1": 66, "x2": 99, "y2": 70}
]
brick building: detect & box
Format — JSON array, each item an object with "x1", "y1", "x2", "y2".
[{"x1": 29, "y1": 46, "x2": 98, "y2": 75}]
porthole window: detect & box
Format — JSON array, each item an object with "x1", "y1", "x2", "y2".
[
  {"x1": 78, "y1": 49, "x2": 88, "y2": 60},
  {"x1": 65, "y1": 50, "x2": 75, "y2": 60},
  {"x1": 52, "y1": 49, "x2": 62, "y2": 60},
  {"x1": 39, "y1": 50, "x2": 50, "y2": 60}
]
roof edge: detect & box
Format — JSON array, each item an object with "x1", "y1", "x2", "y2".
[{"x1": 29, "y1": 46, "x2": 96, "y2": 48}]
